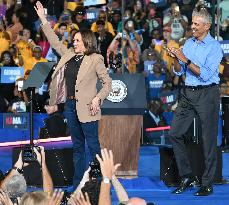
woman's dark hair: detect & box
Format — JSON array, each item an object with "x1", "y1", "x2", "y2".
[
  {"x1": 14, "y1": 9, "x2": 27, "y2": 26},
  {"x1": 9, "y1": 44, "x2": 17, "y2": 54},
  {"x1": 35, "y1": 28, "x2": 48, "y2": 43},
  {"x1": 74, "y1": 29, "x2": 99, "y2": 55},
  {"x1": 0, "y1": 51, "x2": 16, "y2": 66},
  {"x1": 58, "y1": 22, "x2": 67, "y2": 29},
  {"x1": 124, "y1": 18, "x2": 137, "y2": 31},
  {"x1": 70, "y1": 28, "x2": 78, "y2": 36}
]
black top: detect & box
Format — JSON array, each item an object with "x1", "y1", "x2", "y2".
[{"x1": 64, "y1": 55, "x2": 84, "y2": 97}]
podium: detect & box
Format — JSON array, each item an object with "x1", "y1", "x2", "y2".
[
  {"x1": 98, "y1": 74, "x2": 147, "y2": 177},
  {"x1": 23, "y1": 62, "x2": 55, "y2": 146}
]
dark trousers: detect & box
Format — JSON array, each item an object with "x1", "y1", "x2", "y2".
[
  {"x1": 64, "y1": 99, "x2": 101, "y2": 189},
  {"x1": 169, "y1": 85, "x2": 220, "y2": 186}
]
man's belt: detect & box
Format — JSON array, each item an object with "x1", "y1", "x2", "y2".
[{"x1": 184, "y1": 83, "x2": 217, "y2": 90}]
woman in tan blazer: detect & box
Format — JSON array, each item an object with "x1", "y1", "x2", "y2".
[{"x1": 35, "y1": 1, "x2": 112, "y2": 189}]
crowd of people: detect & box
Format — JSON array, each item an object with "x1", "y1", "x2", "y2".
[
  {"x1": 0, "y1": 147, "x2": 151, "y2": 205},
  {"x1": 0, "y1": 0, "x2": 228, "y2": 118},
  {"x1": 0, "y1": 1, "x2": 228, "y2": 144},
  {"x1": 0, "y1": 0, "x2": 229, "y2": 203}
]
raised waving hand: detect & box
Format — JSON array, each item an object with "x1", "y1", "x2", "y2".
[{"x1": 34, "y1": 1, "x2": 47, "y2": 24}]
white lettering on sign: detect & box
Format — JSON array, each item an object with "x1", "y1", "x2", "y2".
[
  {"x1": 221, "y1": 44, "x2": 229, "y2": 54},
  {"x1": 149, "y1": 80, "x2": 164, "y2": 89},
  {"x1": 166, "y1": 95, "x2": 174, "y2": 103},
  {"x1": 13, "y1": 117, "x2": 22, "y2": 124},
  {"x1": 3, "y1": 69, "x2": 21, "y2": 76},
  {"x1": 87, "y1": 12, "x2": 96, "y2": 19}
]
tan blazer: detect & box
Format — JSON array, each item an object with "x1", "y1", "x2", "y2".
[{"x1": 41, "y1": 23, "x2": 112, "y2": 123}]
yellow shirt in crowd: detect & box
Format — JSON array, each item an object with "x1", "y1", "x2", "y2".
[
  {"x1": 65, "y1": 0, "x2": 83, "y2": 11},
  {"x1": 16, "y1": 40, "x2": 33, "y2": 59},
  {"x1": 23, "y1": 57, "x2": 48, "y2": 78},
  {"x1": 0, "y1": 31, "x2": 11, "y2": 55},
  {"x1": 161, "y1": 40, "x2": 179, "y2": 72},
  {"x1": 91, "y1": 21, "x2": 115, "y2": 36},
  {"x1": 53, "y1": 23, "x2": 79, "y2": 33}
]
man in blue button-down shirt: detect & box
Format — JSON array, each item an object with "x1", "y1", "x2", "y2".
[{"x1": 166, "y1": 7, "x2": 223, "y2": 196}]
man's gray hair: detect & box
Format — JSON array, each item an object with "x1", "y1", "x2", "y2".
[
  {"x1": 4, "y1": 174, "x2": 27, "y2": 198},
  {"x1": 192, "y1": 8, "x2": 212, "y2": 24}
]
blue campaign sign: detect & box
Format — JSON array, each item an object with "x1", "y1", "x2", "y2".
[
  {"x1": 84, "y1": 0, "x2": 106, "y2": 6},
  {"x1": 219, "y1": 40, "x2": 229, "y2": 56},
  {"x1": 150, "y1": 0, "x2": 166, "y2": 7},
  {"x1": 3, "y1": 113, "x2": 29, "y2": 130},
  {"x1": 86, "y1": 8, "x2": 99, "y2": 23},
  {"x1": 159, "y1": 90, "x2": 178, "y2": 105},
  {"x1": 0, "y1": 67, "x2": 24, "y2": 83}
]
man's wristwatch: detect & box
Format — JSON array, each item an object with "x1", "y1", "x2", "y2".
[
  {"x1": 185, "y1": 59, "x2": 191, "y2": 67},
  {"x1": 12, "y1": 166, "x2": 23, "y2": 174},
  {"x1": 103, "y1": 177, "x2": 111, "y2": 184}
]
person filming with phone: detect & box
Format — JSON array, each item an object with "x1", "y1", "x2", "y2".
[
  {"x1": 34, "y1": 1, "x2": 112, "y2": 191},
  {"x1": 163, "y1": 3, "x2": 188, "y2": 41},
  {"x1": 7, "y1": 78, "x2": 29, "y2": 113},
  {"x1": 0, "y1": 146, "x2": 54, "y2": 202},
  {"x1": 166, "y1": 6, "x2": 223, "y2": 196}
]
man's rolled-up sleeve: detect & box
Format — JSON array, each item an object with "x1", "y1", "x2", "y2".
[{"x1": 173, "y1": 60, "x2": 185, "y2": 76}]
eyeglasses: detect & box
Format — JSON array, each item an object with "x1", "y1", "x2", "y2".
[
  {"x1": 99, "y1": 16, "x2": 106, "y2": 19},
  {"x1": 76, "y1": 12, "x2": 84, "y2": 15}
]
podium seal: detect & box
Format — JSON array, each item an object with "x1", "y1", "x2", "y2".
[{"x1": 107, "y1": 80, "x2": 127, "y2": 103}]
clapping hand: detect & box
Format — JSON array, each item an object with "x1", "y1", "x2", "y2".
[
  {"x1": 168, "y1": 47, "x2": 187, "y2": 63},
  {"x1": 14, "y1": 151, "x2": 23, "y2": 170}
]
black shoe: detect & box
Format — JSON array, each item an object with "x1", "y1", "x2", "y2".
[
  {"x1": 172, "y1": 177, "x2": 199, "y2": 194},
  {"x1": 194, "y1": 185, "x2": 213, "y2": 196}
]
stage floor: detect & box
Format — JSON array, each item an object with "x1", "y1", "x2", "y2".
[{"x1": 1, "y1": 144, "x2": 229, "y2": 205}]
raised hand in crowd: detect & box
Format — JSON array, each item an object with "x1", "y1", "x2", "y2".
[
  {"x1": 70, "y1": 167, "x2": 91, "y2": 199},
  {"x1": 96, "y1": 148, "x2": 121, "y2": 205},
  {"x1": 34, "y1": 146, "x2": 54, "y2": 194},
  {"x1": 69, "y1": 191, "x2": 91, "y2": 205},
  {"x1": 33, "y1": 146, "x2": 45, "y2": 166},
  {"x1": 47, "y1": 189, "x2": 64, "y2": 205},
  {"x1": 0, "y1": 189, "x2": 14, "y2": 205},
  {"x1": 34, "y1": 1, "x2": 48, "y2": 25},
  {"x1": 0, "y1": 150, "x2": 28, "y2": 189},
  {"x1": 96, "y1": 148, "x2": 121, "y2": 180},
  {"x1": 14, "y1": 151, "x2": 24, "y2": 171}
]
